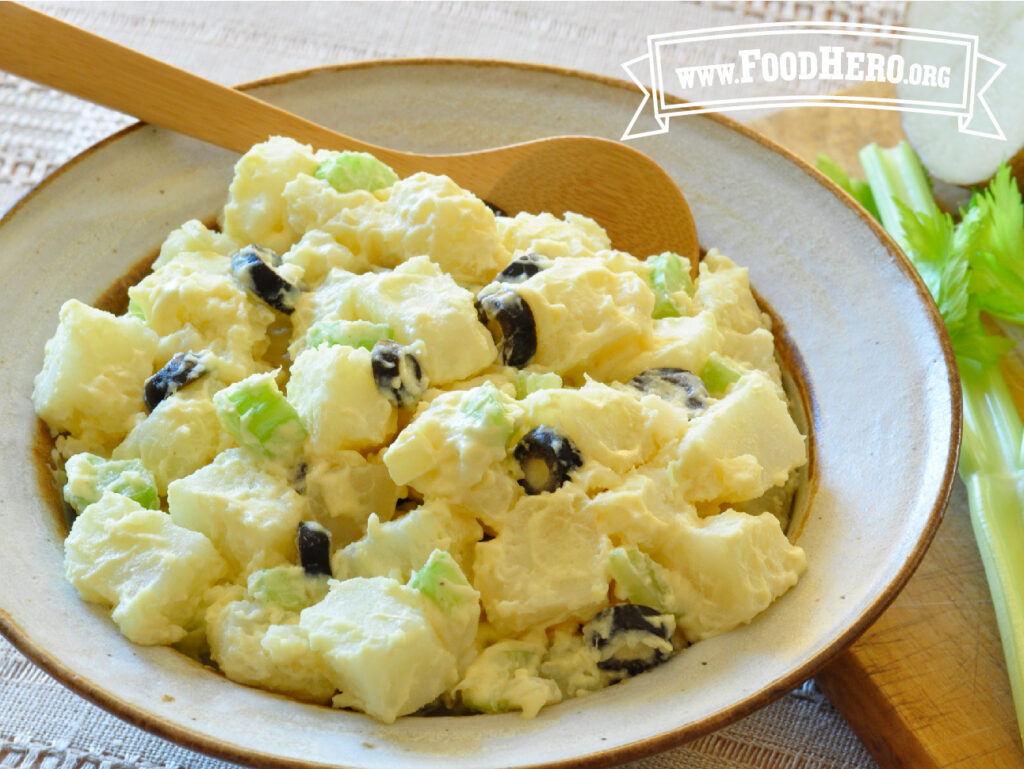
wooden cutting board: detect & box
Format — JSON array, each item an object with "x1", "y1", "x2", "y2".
[{"x1": 751, "y1": 84, "x2": 1024, "y2": 769}]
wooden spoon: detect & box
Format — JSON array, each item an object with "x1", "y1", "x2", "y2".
[{"x1": 0, "y1": 3, "x2": 698, "y2": 262}]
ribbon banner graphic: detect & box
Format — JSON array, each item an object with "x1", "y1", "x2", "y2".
[{"x1": 622, "y1": 21, "x2": 1005, "y2": 141}]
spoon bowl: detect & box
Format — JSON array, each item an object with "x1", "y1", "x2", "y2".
[{"x1": 0, "y1": 2, "x2": 698, "y2": 261}]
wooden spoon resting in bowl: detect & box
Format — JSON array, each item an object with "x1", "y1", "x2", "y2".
[{"x1": 0, "y1": 3, "x2": 698, "y2": 262}]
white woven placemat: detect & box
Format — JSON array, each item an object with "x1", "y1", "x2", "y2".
[{"x1": 0, "y1": 2, "x2": 907, "y2": 767}]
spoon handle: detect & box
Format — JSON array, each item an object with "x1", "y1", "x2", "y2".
[{"x1": 0, "y1": 3, "x2": 389, "y2": 161}]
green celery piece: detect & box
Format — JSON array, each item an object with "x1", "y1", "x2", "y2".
[
  {"x1": 700, "y1": 352, "x2": 743, "y2": 395},
  {"x1": 306, "y1": 319, "x2": 392, "y2": 351},
  {"x1": 126, "y1": 299, "x2": 146, "y2": 322},
  {"x1": 860, "y1": 143, "x2": 1010, "y2": 368},
  {"x1": 459, "y1": 381, "x2": 517, "y2": 447},
  {"x1": 214, "y1": 373, "x2": 307, "y2": 462},
  {"x1": 248, "y1": 566, "x2": 328, "y2": 612},
  {"x1": 408, "y1": 550, "x2": 476, "y2": 614},
  {"x1": 459, "y1": 641, "x2": 544, "y2": 714},
  {"x1": 964, "y1": 166, "x2": 1024, "y2": 324},
  {"x1": 647, "y1": 251, "x2": 694, "y2": 319},
  {"x1": 815, "y1": 153, "x2": 880, "y2": 220},
  {"x1": 960, "y1": 362, "x2": 1024, "y2": 742},
  {"x1": 63, "y1": 453, "x2": 160, "y2": 514},
  {"x1": 858, "y1": 142, "x2": 937, "y2": 246},
  {"x1": 857, "y1": 142, "x2": 1024, "y2": 742},
  {"x1": 608, "y1": 546, "x2": 675, "y2": 614},
  {"x1": 314, "y1": 152, "x2": 399, "y2": 193},
  {"x1": 514, "y1": 370, "x2": 562, "y2": 399}
]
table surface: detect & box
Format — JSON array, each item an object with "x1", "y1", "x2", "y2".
[{"x1": 0, "y1": 2, "x2": 931, "y2": 768}]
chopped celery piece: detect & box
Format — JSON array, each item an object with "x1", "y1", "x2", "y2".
[
  {"x1": 408, "y1": 550, "x2": 476, "y2": 614},
  {"x1": 459, "y1": 381, "x2": 517, "y2": 447},
  {"x1": 457, "y1": 639, "x2": 558, "y2": 716},
  {"x1": 700, "y1": 352, "x2": 744, "y2": 395},
  {"x1": 63, "y1": 452, "x2": 159, "y2": 514},
  {"x1": 815, "y1": 154, "x2": 880, "y2": 220},
  {"x1": 306, "y1": 319, "x2": 392, "y2": 351},
  {"x1": 213, "y1": 373, "x2": 306, "y2": 462},
  {"x1": 314, "y1": 151, "x2": 399, "y2": 193},
  {"x1": 126, "y1": 299, "x2": 146, "y2": 322},
  {"x1": 648, "y1": 251, "x2": 694, "y2": 319},
  {"x1": 514, "y1": 370, "x2": 562, "y2": 399},
  {"x1": 608, "y1": 546, "x2": 678, "y2": 615},
  {"x1": 248, "y1": 566, "x2": 328, "y2": 612}
]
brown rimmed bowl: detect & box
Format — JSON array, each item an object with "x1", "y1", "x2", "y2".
[{"x1": 0, "y1": 59, "x2": 958, "y2": 769}]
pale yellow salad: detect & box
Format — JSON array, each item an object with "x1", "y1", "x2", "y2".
[{"x1": 33, "y1": 137, "x2": 807, "y2": 723}]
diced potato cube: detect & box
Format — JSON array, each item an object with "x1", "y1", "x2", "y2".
[
  {"x1": 282, "y1": 173, "x2": 379, "y2": 236},
  {"x1": 720, "y1": 327, "x2": 782, "y2": 389},
  {"x1": 617, "y1": 311, "x2": 724, "y2": 383},
  {"x1": 498, "y1": 211, "x2": 610, "y2": 260},
  {"x1": 354, "y1": 256, "x2": 498, "y2": 385},
  {"x1": 656, "y1": 509, "x2": 806, "y2": 641},
  {"x1": 514, "y1": 257, "x2": 653, "y2": 380},
  {"x1": 280, "y1": 229, "x2": 371, "y2": 288},
  {"x1": 287, "y1": 345, "x2": 396, "y2": 456},
  {"x1": 332, "y1": 500, "x2": 481, "y2": 583},
  {"x1": 289, "y1": 258, "x2": 497, "y2": 384},
  {"x1": 521, "y1": 381, "x2": 676, "y2": 475},
  {"x1": 408, "y1": 549, "x2": 481, "y2": 668},
  {"x1": 693, "y1": 250, "x2": 769, "y2": 334},
  {"x1": 318, "y1": 192, "x2": 395, "y2": 262},
  {"x1": 64, "y1": 491, "x2": 228, "y2": 645},
  {"x1": 300, "y1": 577, "x2": 459, "y2": 723},
  {"x1": 152, "y1": 219, "x2": 239, "y2": 271},
  {"x1": 304, "y1": 451, "x2": 401, "y2": 547},
  {"x1": 382, "y1": 385, "x2": 523, "y2": 517},
  {"x1": 663, "y1": 371, "x2": 806, "y2": 504},
  {"x1": 473, "y1": 486, "x2": 611, "y2": 634},
  {"x1": 167, "y1": 448, "x2": 306, "y2": 575},
  {"x1": 586, "y1": 466, "x2": 695, "y2": 552},
  {"x1": 33, "y1": 299, "x2": 158, "y2": 455},
  {"x1": 205, "y1": 584, "x2": 336, "y2": 703},
  {"x1": 113, "y1": 384, "x2": 235, "y2": 496},
  {"x1": 381, "y1": 173, "x2": 509, "y2": 285},
  {"x1": 222, "y1": 137, "x2": 320, "y2": 254},
  {"x1": 128, "y1": 261, "x2": 274, "y2": 384}
]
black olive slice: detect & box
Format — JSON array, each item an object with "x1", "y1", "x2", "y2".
[
  {"x1": 144, "y1": 351, "x2": 208, "y2": 411},
  {"x1": 475, "y1": 286, "x2": 537, "y2": 368},
  {"x1": 629, "y1": 368, "x2": 710, "y2": 416},
  {"x1": 583, "y1": 604, "x2": 674, "y2": 678},
  {"x1": 370, "y1": 340, "x2": 427, "y2": 408},
  {"x1": 494, "y1": 252, "x2": 552, "y2": 284},
  {"x1": 231, "y1": 244, "x2": 301, "y2": 314},
  {"x1": 297, "y1": 521, "x2": 332, "y2": 577},
  {"x1": 513, "y1": 425, "x2": 582, "y2": 494}
]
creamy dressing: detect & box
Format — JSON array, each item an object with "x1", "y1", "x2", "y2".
[{"x1": 34, "y1": 137, "x2": 809, "y2": 723}]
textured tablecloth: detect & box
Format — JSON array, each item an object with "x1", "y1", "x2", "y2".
[{"x1": 0, "y1": 3, "x2": 908, "y2": 768}]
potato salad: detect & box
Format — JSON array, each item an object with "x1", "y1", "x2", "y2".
[{"x1": 33, "y1": 137, "x2": 808, "y2": 723}]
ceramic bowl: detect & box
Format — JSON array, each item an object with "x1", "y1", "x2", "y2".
[{"x1": 0, "y1": 60, "x2": 958, "y2": 769}]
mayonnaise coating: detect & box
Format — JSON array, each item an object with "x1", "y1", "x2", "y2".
[{"x1": 36, "y1": 136, "x2": 809, "y2": 724}]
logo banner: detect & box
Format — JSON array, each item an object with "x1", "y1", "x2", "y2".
[{"x1": 621, "y1": 21, "x2": 1005, "y2": 142}]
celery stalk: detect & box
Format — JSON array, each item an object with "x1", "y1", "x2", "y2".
[
  {"x1": 960, "y1": 362, "x2": 1024, "y2": 742},
  {"x1": 853, "y1": 142, "x2": 1024, "y2": 740}
]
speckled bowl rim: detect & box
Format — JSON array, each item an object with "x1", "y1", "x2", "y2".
[{"x1": 0, "y1": 57, "x2": 961, "y2": 769}]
